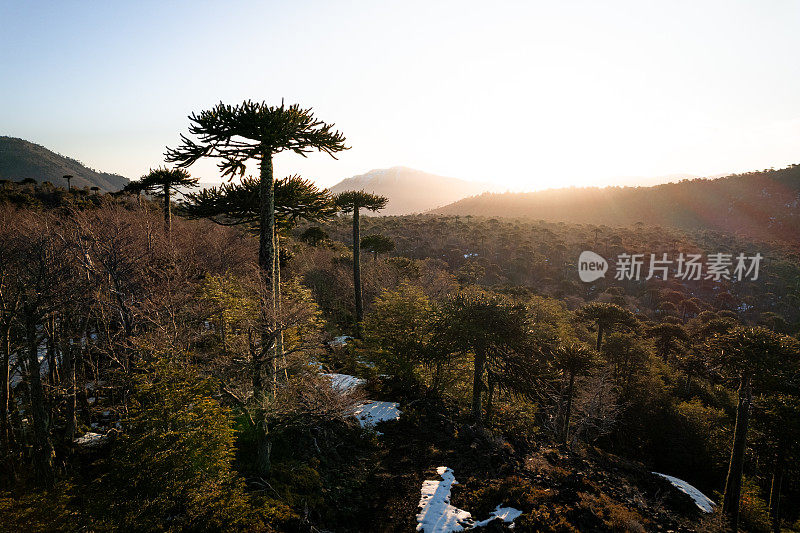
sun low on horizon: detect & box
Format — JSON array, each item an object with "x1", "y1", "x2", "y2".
[{"x1": 2, "y1": 1, "x2": 800, "y2": 192}]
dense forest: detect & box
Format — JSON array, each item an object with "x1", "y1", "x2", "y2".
[
  {"x1": 1, "y1": 98, "x2": 800, "y2": 533},
  {"x1": 433, "y1": 165, "x2": 800, "y2": 243},
  {"x1": 1, "y1": 168, "x2": 799, "y2": 531}
]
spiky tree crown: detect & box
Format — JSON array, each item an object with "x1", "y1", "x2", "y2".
[
  {"x1": 709, "y1": 326, "x2": 799, "y2": 388},
  {"x1": 124, "y1": 167, "x2": 198, "y2": 195},
  {"x1": 334, "y1": 190, "x2": 388, "y2": 213},
  {"x1": 181, "y1": 175, "x2": 336, "y2": 229},
  {"x1": 165, "y1": 100, "x2": 348, "y2": 177}
]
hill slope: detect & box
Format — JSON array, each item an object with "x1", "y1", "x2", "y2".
[
  {"x1": 329, "y1": 167, "x2": 494, "y2": 215},
  {"x1": 0, "y1": 136, "x2": 129, "y2": 190},
  {"x1": 432, "y1": 165, "x2": 800, "y2": 241}
]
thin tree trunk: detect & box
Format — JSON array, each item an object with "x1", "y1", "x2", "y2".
[
  {"x1": 63, "y1": 331, "x2": 76, "y2": 442},
  {"x1": 25, "y1": 315, "x2": 54, "y2": 488},
  {"x1": 596, "y1": 324, "x2": 603, "y2": 350},
  {"x1": 486, "y1": 372, "x2": 495, "y2": 423},
  {"x1": 255, "y1": 152, "x2": 276, "y2": 476},
  {"x1": 0, "y1": 323, "x2": 10, "y2": 448},
  {"x1": 723, "y1": 374, "x2": 752, "y2": 531},
  {"x1": 353, "y1": 207, "x2": 363, "y2": 338},
  {"x1": 471, "y1": 349, "x2": 486, "y2": 424},
  {"x1": 273, "y1": 227, "x2": 286, "y2": 381},
  {"x1": 769, "y1": 433, "x2": 787, "y2": 533},
  {"x1": 163, "y1": 183, "x2": 171, "y2": 239},
  {"x1": 562, "y1": 371, "x2": 576, "y2": 445}
]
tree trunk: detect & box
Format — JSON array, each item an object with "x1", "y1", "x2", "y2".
[
  {"x1": 25, "y1": 315, "x2": 54, "y2": 488},
  {"x1": 471, "y1": 349, "x2": 486, "y2": 424},
  {"x1": 0, "y1": 323, "x2": 10, "y2": 448},
  {"x1": 562, "y1": 371, "x2": 576, "y2": 445},
  {"x1": 596, "y1": 323, "x2": 603, "y2": 350},
  {"x1": 769, "y1": 433, "x2": 787, "y2": 533},
  {"x1": 486, "y1": 372, "x2": 495, "y2": 423},
  {"x1": 353, "y1": 207, "x2": 363, "y2": 338},
  {"x1": 62, "y1": 331, "x2": 77, "y2": 443},
  {"x1": 273, "y1": 227, "x2": 286, "y2": 382},
  {"x1": 163, "y1": 183, "x2": 171, "y2": 239},
  {"x1": 722, "y1": 374, "x2": 752, "y2": 530},
  {"x1": 255, "y1": 152, "x2": 276, "y2": 476}
]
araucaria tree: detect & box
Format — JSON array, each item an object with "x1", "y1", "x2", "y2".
[
  {"x1": 554, "y1": 342, "x2": 596, "y2": 445},
  {"x1": 334, "y1": 191, "x2": 388, "y2": 338},
  {"x1": 578, "y1": 302, "x2": 638, "y2": 350},
  {"x1": 165, "y1": 100, "x2": 347, "y2": 475},
  {"x1": 709, "y1": 327, "x2": 799, "y2": 531},
  {"x1": 182, "y1": 174, "x2": 336, "y2": 379},
  {"x1": 435, "y1": 290, "x2": 535, "y2": 424},
  {"x1": 361, "y1": 233, "x2": 394, "y2": 260},
  {"x1": 124, "y1": 167, "x2": 198, "y2": 238}
]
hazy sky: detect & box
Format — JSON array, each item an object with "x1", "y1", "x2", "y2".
[{"x1": 2, "y1": 1, "x2": 799, "y2": 190}]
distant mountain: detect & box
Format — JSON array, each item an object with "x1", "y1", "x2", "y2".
[
  {"x1": 432, "y1": 165, "x2": 800, "y2": 242},
  {"x1": 329, "y1": 167, "x2": 495, "y2": 215},
  {"x1": 0, "y1": 136, "x2": 129, "y2": 190}
]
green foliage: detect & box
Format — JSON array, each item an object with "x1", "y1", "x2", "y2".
[
  {"x1": 739, "y1": 477, "x2": 772, "y2": 533},
  {"x1": 0, "y1": 483, "x2": 79, "y2": 532},
  {"x1": 182, "y1": 175, "x2": 337, "y2": 230},
  {"x1": 93, "y1": 358, "x2": 263, "y2": 532},
  {"x1": 299, "y1": 225, "x2": 329, "y2": 246},
  {"x1": 710, "y1": 327, "x2": 800, "y2": 391},
  {"x1": 360, "y1": 233, "x2": 394, "y2": 258},
  {"x1": 365, "y1": 283, "x2": 432, "y2": 385}
]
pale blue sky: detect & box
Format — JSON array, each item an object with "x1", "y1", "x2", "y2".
[{"x1": 1, "y1": 1, "x2": 799, "y2": 190}]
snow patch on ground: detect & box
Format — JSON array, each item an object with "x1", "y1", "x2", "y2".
[
  {"x1": 354, "y1": 401, "x2": 401, "y2": 427},
  {"x1": 328, "y1": 335, "x2": 352, "y2": 347},
  {"x1": 74, "y1": 432, "x2": 107, "y2": 447},
  {"x1": 416, "y1": 467, "x2": 523, "y2": 532},
  {"x1": 417, "y1": 467, "x2": 472, "y2": 532},
  {"x1": 473, "y1": 505, "x2": 523, "y2": 526},
  {"x1": 323, "y1": 373, "x2": 366, "y2": 393},
  {"x1": 653, "y1": 472, "x2": 715, "y2": 513}
]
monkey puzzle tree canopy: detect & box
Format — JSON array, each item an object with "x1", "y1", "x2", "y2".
[
  {"x1": 165, "y1": 100, "x2": 348, "y2": 274},
  {"x1": 165, "y1": 101, "x2": 348, "y2": 177},
  {"x1": 360, "y1": 233, "x2": 394, "y2": 259},
  {"x1": 181, "y1": 175, "x2": 336, "y2": 230},
  {"x1": 124, "y1": 167, "x2": 198, "y2": 237}
]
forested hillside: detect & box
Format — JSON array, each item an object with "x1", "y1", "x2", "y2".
[
  {"x1": 1, "y1": 177, "x2": 798, "y2": 532},
  {"x1": 433, "y1": 165, "x2": 800, "y2": 242},
  {"x1": 0, "y1": 136, "x2": 129, "y2": 191}
]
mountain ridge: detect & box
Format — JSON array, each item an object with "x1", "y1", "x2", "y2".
[
  {"x1": 0, "y1": 136, "x2": 129, "y2": 190},
  {"x1": 430, "y1": 165, "x2": 800, "y2": 242},
  {"x1": 329, "y1": 166, "x2": 496, "y2": 215}
]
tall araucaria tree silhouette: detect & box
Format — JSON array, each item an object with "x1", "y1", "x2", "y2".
[
  {"x1": 554, "y1": 342, "x2": 596, "y2": 445},
  {"x1": 334, "y1": 190, "x2": 387, "y2": 338},
  {"x1": 124, "y1": 167, "x2": 198, "y2": 239},
  {"x1": 165, "y1": 100, "x2": 347, "y2": 475},
  {"x1": 182, "y1": 175, "x2": 337, "y2": 380},
  {"x1": 709, "y1": 327, "x2": 799, "y2": 531},
  {"x1": 578, "y1": 302, "x2": 638, "y2": 350}
]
